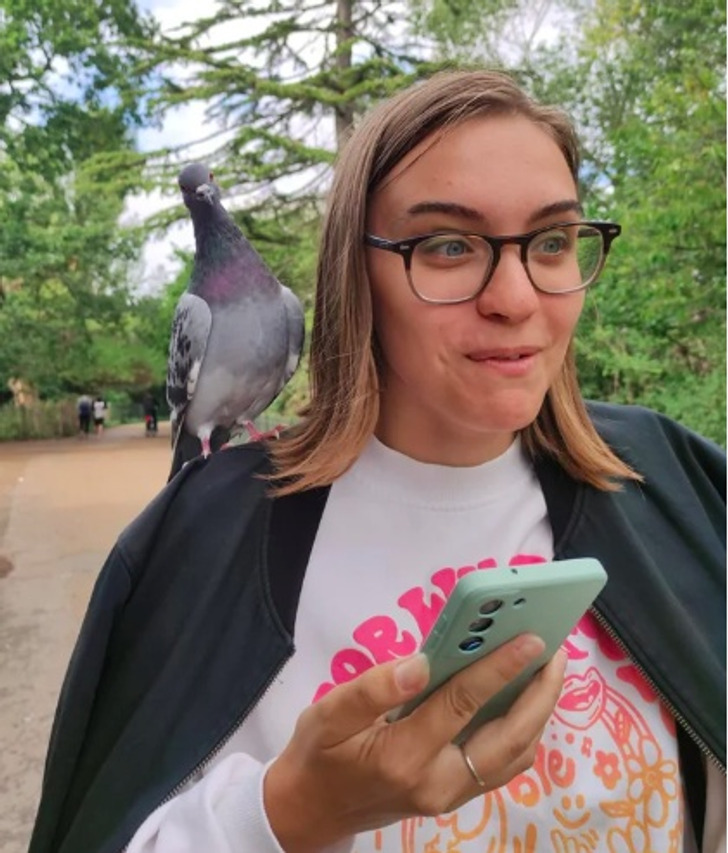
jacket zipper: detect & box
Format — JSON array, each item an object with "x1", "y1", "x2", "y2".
[
  {"x1": 120, "y1": 651, "x2": 292, "y2": 852},
  {"x1": 589, "y1": 604, "x2": 725, "y2": 773}
]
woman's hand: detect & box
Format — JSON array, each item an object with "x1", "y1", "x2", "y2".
[{"x1": 264, "y1": 633, "x2": 567, "y2": 851}]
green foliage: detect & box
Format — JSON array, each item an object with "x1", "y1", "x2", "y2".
[
  {"x1": 0, "y1": 0, "x2": 154, "y2": 138},
  {"x1": 406, "y1": 0, "x2": 544, "y2": 63},
  {"x1": 134, "y1": 0, "x2": 450, "y2": 208},
  {"x1": 569, "y1": 0, "x2": 726, "y2": 444},
  {"x1": 0, "y1": 0, "x2": 159, "y2": 417},
  {"x1": 0, "y1": 399, "x2": 77, "y2": 440}
]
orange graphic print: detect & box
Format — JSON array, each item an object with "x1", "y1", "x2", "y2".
[{"x1": 381, "y1": 616, "x2": 682, "y2": 853}]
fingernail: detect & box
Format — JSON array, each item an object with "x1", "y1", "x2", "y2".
[
  {"x1": 515, "y1": 634, "x2": 546, "y2": 657},
  {"x1": 394, "y1": 653, "x2": 429, "y2": 694}
]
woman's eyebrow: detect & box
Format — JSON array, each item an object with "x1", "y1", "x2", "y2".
[
  {"x1": 401, "y1": 201, "x2": 483, "y2": 222},
  {"x1": 398, "y1": 199, "x2": 584, "y2": 228},
  {"x1": 526, "y1": 200, "x2": 584, "y2": 225}
]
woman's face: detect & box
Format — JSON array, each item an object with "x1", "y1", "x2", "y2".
[{"x1": 365, "y1": 114, "x2": 585, "y2": 465}]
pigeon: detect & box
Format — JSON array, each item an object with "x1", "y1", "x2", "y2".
[{"x1": 166, "y1": 162, "x2": 305, "y2": 481}]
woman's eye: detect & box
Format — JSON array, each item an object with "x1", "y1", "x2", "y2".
[
  {"x1": 533, "y1": 231, "x2": 570, "y2": 254},
  {"x1": 419, "y1": 236, "x2": 473, "y2": 258}
]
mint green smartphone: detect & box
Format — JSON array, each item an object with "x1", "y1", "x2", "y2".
[{"x1": 388, "y1": 557, "x2": 607, "y2": 743}]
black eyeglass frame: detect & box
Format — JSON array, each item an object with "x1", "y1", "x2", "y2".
[{"x1": 364, "y1": 220, "x2": 622, "y2": 304}]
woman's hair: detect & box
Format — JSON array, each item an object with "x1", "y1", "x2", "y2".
[{"x1": 270, "y1": 69, "x2": 640, "y2": 493}]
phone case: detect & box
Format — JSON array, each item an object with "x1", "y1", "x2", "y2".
[{"x1": 389, "y1": 557, "x2": 607, "y2": 743}]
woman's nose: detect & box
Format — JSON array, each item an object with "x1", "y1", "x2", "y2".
[{"x1": 474, "y1": 245, "x2": 540, "y2": 321}]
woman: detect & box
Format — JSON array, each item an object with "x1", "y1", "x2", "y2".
[{"x1": 30, "y1": 70, "x2": 724, "y2": 853}]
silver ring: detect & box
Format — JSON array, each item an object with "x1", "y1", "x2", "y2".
[{"x1": 459, "y1": 743, "x2": 486, "y2": 788}]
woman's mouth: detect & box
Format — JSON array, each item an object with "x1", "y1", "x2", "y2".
[{"x1": 466, "y1": 347, "x2": 540, "y2": 375}]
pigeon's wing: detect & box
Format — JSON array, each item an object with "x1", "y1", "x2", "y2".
[
  {"x1": 166, "y1": 292, "x2": 212, "y2": 450},
  {"x1": 281, "y1": 285, "x2": 305, "y2": 383}
]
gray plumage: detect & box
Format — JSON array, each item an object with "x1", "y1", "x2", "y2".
[{"x1": 166, "y1": 163, "x2": 305, "y2": 480}]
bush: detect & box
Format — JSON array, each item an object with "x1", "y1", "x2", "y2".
[{"x1": 0, "y1": 399, "x2": 78, "y2": 440}]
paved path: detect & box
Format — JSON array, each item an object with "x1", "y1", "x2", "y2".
[{"x1": 0, "y1": 424, "x2": 171, "y2": 852}]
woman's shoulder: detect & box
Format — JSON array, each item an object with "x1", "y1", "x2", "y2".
[
  {"x1": 586, "y1": 400, "x2": 726, "y2": 488},
  {"x1": 588, "y1": 400, "x2": 722, "y2": 449},
  {"x1": 117, "y1": 442, "x2": 275, "y2": 565}
]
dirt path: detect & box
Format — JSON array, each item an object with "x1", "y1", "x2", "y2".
[{"x1": 0, "y1": 424, "x2": 172, "y2": 852}]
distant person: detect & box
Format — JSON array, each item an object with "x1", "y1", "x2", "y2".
[
  {"x1": 92, "y1": 396, "x2": 108, "y2": 435},
  {"x1": 76, "y1": 395, "x2": 92, "y2": 437},
  {"x1": 142, "y1": 393, "x2": 158, "y2": 435}
]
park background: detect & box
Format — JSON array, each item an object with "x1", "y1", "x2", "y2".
[
  {"x1": 0, "y1": 3, "x2": 724, "y2": 849},
  {"x1": 0, "y1": 0, "x2": 725, "y2": 445}
]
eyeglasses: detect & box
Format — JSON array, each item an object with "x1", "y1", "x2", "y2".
[{"x1": 364, "y1": 221, "x2": 621, "y2": 304}]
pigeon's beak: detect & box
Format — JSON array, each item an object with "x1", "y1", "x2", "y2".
[{"x1": 195, "y1": 183, "x2": 215, "y2": 204}]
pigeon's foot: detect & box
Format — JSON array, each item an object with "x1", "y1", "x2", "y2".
[
  {"x1": 245, "y1": 420, "x2": 286, "y2": 442},
  {"x1": 221, "y1": 421, "x2": 285, "y2": 451},
  {"x1": 221, "y1": 432, "x2": 249, "y2": 449}
]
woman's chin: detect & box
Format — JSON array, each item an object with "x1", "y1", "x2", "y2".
[{"x1": 467, "y1": 400, "x2": 544, "y2": 437}]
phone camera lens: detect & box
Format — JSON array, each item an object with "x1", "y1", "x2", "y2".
[
  {"x1": 458, "y1": 636, "x2": 484, "y2": 652},
  {"x1": 468, "y1": 616, "x2": 494, "y2": 633},
  {"x1": 479, "y1": 598, "x2": 503, "y2": 615}
]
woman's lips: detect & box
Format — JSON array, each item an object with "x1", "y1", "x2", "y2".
[{"x1": 466, "y1": 347, "x2": 540, "y2": 376}]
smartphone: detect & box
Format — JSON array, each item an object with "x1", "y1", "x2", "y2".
[{"x1": 388, "y1": 557, "x2": 607, "y2": 743}]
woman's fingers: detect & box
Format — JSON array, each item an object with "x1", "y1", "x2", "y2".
[
  {"x1": 303, "y1": 653, "x2": 431, "y2": 745},
  {"x1": 402, "y1": 633, "x2": 547, "y2": 751},
  {"x1": 265, "y1": 640, "x2": 567, "y2": 849},
  {"x1": 458, "y1": 649, "x2": 568, "y2": 789},
  {"x1": 418, "y1": 649, "x2": 568, "y2": 813}
]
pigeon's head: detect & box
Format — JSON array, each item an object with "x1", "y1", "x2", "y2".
[{"x1": 178, "y1": 163, "x2": 221, "y2": 209}]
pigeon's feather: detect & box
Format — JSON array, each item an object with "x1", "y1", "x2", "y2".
[
  {"x1": 166, "y1": 291, "x2": 212, "y2": 451},
  {"x1": 165, "y1": 163, "x2": 305, "y2": 481},
  {"x1": 282, "y1": 285, "x2": 305, "y2": 383}
]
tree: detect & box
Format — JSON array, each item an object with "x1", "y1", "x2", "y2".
[
  {"x1": 135, "y1": 0, "x2": 449, "y2": 211},
  {"x1": 0, "y1": 0, "x2": 158, "y2": 401},
  {"x1": 563, "y1": 0, "x2": 726, "y2": 443}
]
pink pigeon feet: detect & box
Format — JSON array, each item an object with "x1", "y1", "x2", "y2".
[{"x1": 221, "y1": 420, "x2": 285, "y2": 450}]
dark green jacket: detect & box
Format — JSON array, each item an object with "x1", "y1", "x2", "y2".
[{"x1": 29, "y1": 403, "x2": 726, "y2": 853}]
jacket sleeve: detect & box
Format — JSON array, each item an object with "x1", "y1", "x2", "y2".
[{"x1": 126, "y1": 755, "x2": 354, "y2": 853}]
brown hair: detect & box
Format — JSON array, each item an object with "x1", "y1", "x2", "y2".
[{"x1": 270, "y1": 69, "x2": 640, "y2": 493}]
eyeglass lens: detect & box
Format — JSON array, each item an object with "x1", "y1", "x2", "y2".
[{"x1": 409, "y1": 224, "x2": 605, "y2": 301}]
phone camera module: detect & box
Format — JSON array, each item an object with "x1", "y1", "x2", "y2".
[
  {"x1": 468, "y1": 616, "x2": 494, "y2": 633},
  {"x1": 479, "y1": 598, "x2": 503, "y2": 615},
  {"x1": 458, "y1": 636, "x2": 484, "y2": 652}
]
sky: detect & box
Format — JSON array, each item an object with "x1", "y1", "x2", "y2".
[{"x1": 123, "y1": 0, "x2": 224, "y2": 291}]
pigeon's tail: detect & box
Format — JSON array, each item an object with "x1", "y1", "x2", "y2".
[{"x1": 168, "y1": 425, "x2": 230, "y2": 482}]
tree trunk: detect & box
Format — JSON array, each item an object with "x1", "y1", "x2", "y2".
[{"x1": 334, "y1": 0, "x2": 355, "y2": 149}]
